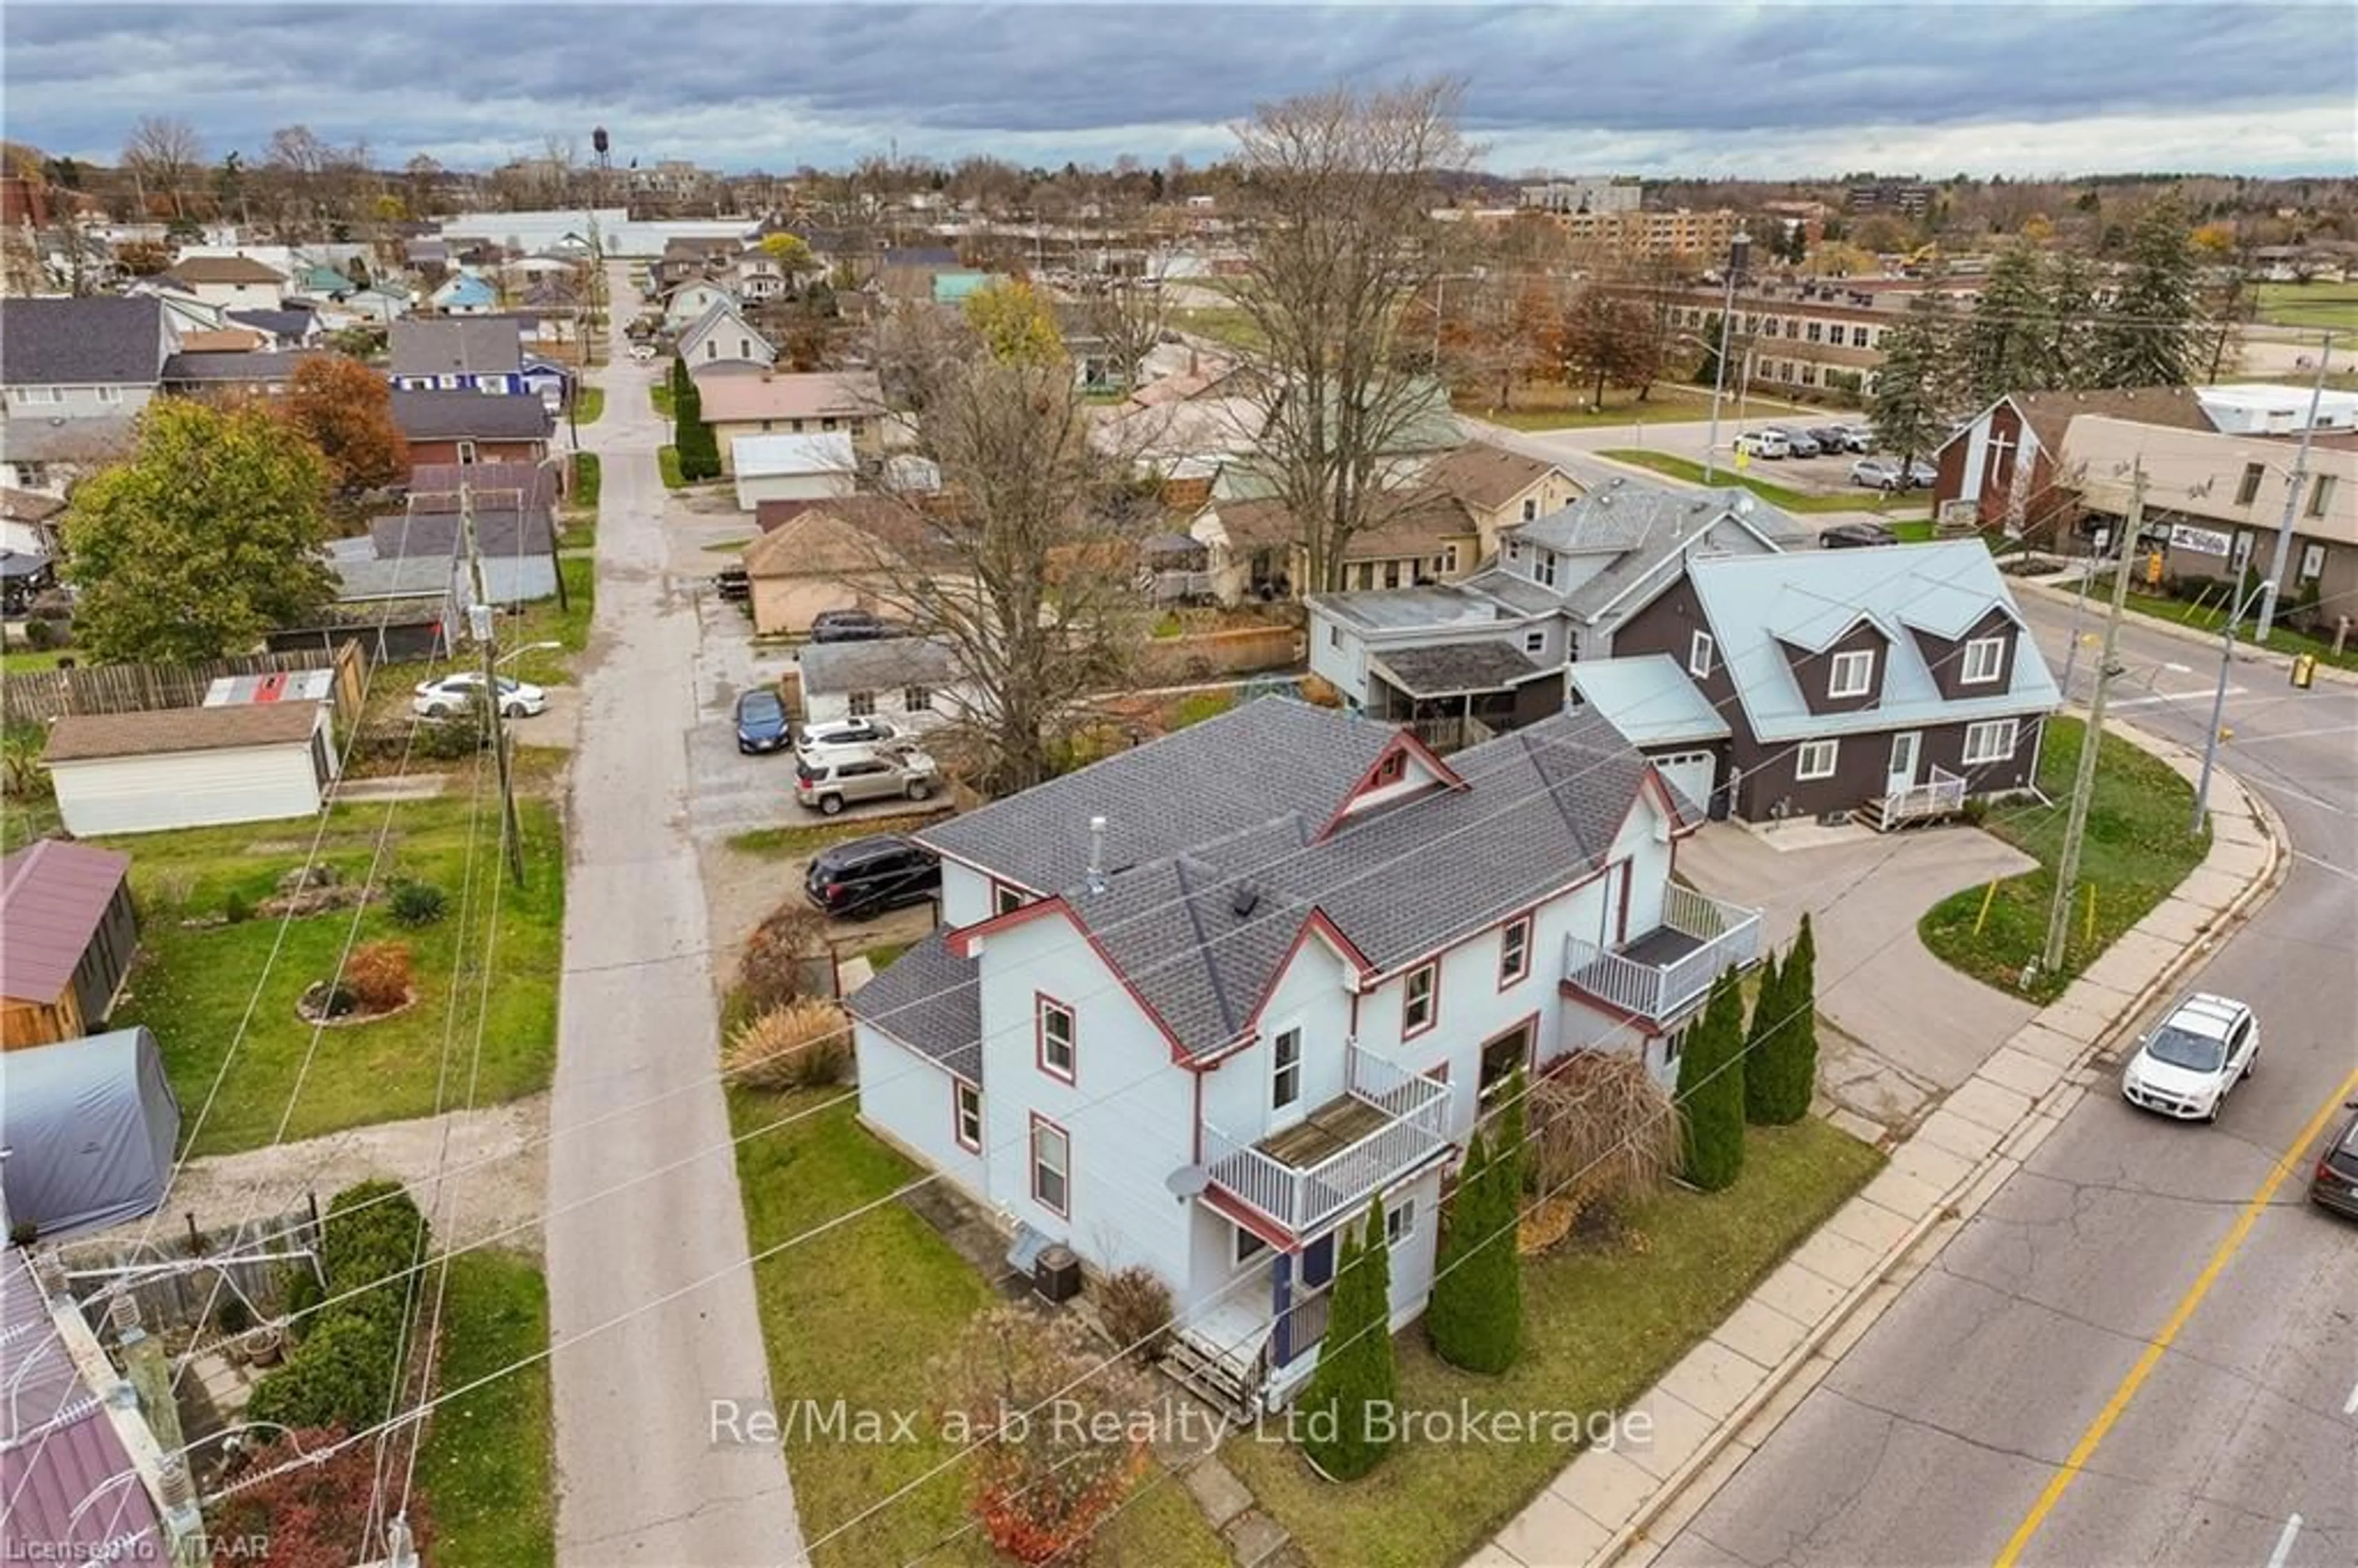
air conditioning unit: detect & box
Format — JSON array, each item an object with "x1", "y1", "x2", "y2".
[{"x1": 1033, "y1": 1244, "x2": 1082, "y2": 1304}]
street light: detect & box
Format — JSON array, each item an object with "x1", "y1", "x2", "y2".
[
  {"x1": 1701, "y1": 230, "x2": 1751, "y2": 486},
  {"x1": 2191, "y1": 576, "x2": 2273, "y2": 834}
]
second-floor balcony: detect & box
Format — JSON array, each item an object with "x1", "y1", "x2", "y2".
[
  {"x1": 1562, "y1": 883, "x2": 1763, "y2": 1028},
  {"x1": 1202, "y1": 1046, "x2": 1452, "y2": 1238}
]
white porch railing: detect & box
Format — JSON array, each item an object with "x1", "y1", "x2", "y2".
[
  {"x1": 1879, "y1": 764, "x2": 1968, "y2": 825},
  {"x1": 1202, "y1": 1046, "x2": 1452, "y2": 1235},
  {"x1": 1562, "y1": 884, "x2": 1763, "y2": 1024}
]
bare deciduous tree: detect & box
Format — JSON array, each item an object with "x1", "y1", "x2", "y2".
[
  {"x1": 1075, "y1": 266, "x2": 1170, "y2": 392},
  {"x1": 122, "y1": 115, "x2": 203, "y2": 219},
  {"x1": 858, "y1": 323, "x2": 1153, "y2": 796},
  {"x1": 1226, "y1": 79, "x2": 1473, "y2": 594}
]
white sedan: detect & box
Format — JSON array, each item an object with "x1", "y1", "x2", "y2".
[
  {"x1": 412, "y1": 672, "x2": 548, "y2": 719},
  {"x1": 2120, "y1": 993, "x2": 2259, "y2": 1122}
]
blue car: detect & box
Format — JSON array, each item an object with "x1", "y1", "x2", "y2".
[{"x1": 735, "y1": 688, "x2": 791, "y2": 754}]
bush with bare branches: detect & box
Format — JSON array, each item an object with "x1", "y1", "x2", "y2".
[
  {"x1": 724, "y1": 998, "x2": 851, "y2": 1090},
  {"x1": 738, "y1": 901, "x2": 828, "y2": 1014},
  {"x1": 1094, "y1": 1265, "x2": 1173, "y2": 1365},
  {"x1": 1528, "y1": 1052, "x2": 1678, "y2": 1214}
]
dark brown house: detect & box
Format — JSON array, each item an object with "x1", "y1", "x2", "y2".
[
  {"x1": 1579, "y1": 540, "x2": 2062, "y2": 827},
  {"x1": 1, "y1": 840, "x2": 138, "y2": 1049},
  {"x1": 390, "y1": 389, "x2": 553, "y2": 468},
  {"x1": 1931, "y1": 387, "x2": 2212, "y2": 544}
]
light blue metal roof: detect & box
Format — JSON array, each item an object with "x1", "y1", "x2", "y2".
[
  {"x1": 1567, "y1": 655, "x2": 1732, "y2": 746},
  {"x1": 1686, "y1": 540, "x2": 2061, "y2": 744}
]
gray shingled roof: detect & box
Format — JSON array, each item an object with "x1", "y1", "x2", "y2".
[
  {"x1": 226, "y1": 308, "x2": 321, "y2": 343},
  {"x1": 0, "y1": 297, "x2": 166, "y2": 387},
  {"x1": 849, "y1": 930, "x2": 982, "y2": 1080},
  {"x1": 903, "y1": 699, "x2": 1656, "y2": 1060},
  {"x1": 798, "y1": 638, "x2": 959, "y2": 697},
  {"x1": 370, "y1": 510, "x2": 552, "y2": 561},
  {"x1": 1371, "y1": 642, "x2": 1547, "y2": 697},
  {"x1": 390, "y1": 389, "x2": 554, "y2": 442},
  {"x1": 1514, "y1": 478, "x2": 1804, "y2": 556},
  {"x1": 391, "y1": 317, "x2": 524, "y2": 378},
  {"x1": 161, "y1": 350, "x2": 316, "y2": 384}
]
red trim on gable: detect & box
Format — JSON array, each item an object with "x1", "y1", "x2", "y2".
[
  {"x1": 1228, "y1": 907, "x2": 1376, "y2": 1046},
  {"x1": 1312, "y1": 730, "x2": 1466, "y2": 843},
  {"x1": 944, "y1": 893, "x2": 1194, "y2": 1061}
]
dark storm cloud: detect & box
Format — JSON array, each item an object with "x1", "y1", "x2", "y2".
[{"x1": 5, "y1": 2, "x2": 2354, "y2": 172}]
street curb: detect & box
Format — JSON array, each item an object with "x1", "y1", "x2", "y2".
[
  {"x1": 1584, "y1": 738, "x2": 2290, "y2": 1568},
  {"x1": 2017, "y1": 576, "x2": 2358, "y2": 688}
]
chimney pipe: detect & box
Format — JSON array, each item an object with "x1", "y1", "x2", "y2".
[{"x1": 1086, "y1": 816, "x2": 1108, "y2": 895}]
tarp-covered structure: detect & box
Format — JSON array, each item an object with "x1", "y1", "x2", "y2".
[{"x1": 0, "y1": 1027, "x2": 179, "y2": 1241}]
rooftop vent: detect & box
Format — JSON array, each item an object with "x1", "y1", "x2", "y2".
[
  {"x1": 1086, "y1": 816, "x2": 1108, "y2": 896},
  {"x1": 1231, "y1": 882, "x2": 1261, "y2": 918}
]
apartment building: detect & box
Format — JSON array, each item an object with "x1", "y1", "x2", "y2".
[
  {"x1": 1631, "y1": 276, "x2": 1981, "y2": 397},
  {"x1": 1552, "y1": 206, "x2": 1740, "y2": 265}
]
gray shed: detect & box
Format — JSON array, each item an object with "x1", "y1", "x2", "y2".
[{"x1": 0, "y1": 1027, "x2": 181, "y2": 1242}]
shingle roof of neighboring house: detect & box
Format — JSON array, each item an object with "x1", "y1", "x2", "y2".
[
  {"x1": 1422, "y1": 440, "x2": 1566, "y2": 511},
  {"x1": 391, "y1": 317, "x2": 524, "y2": 377},
  {"x1": 160, "y1": 349, "x2": 316, "y2": 384},
  {"x1": 1, "y1": 488, "x2": 66, "y2": 524},
  {"x1": 744, "y1": 497, "x2": 924, "y2": 574},
  {"x1": 390, "y1": 389, "x2": 554, "y2": 443},
  {"x1": 174, "y1": 327, "x2": 269, "y2": 353},
  {"x1": 164, "y1": 255, "x2": 286, "y2": 285},
  {"x1": 698, "y1": 370, "x2": 885, "y2": 425},
  {"x1": 0, "y1": 297, "x2": 166, "y2": 387},
  {"x1": 334, "y1": 554, "x2": 462, "y2": 602},
  {"x1": 798, "y1": 637, "x2": 959, "y2": 697},
  {"x1": 1684, "y1": 540, "x2": 2062, "y2": 744},
  {"x1": 732, "y1": 431, "x2": 857, "y2": 479},
  {"x1": 850, "y1": 929, "x2": 982, "y2": 1079},
  {"x1": 1370, "y1": 642, "x2": 1548, "y2": 698},
  {"x1": 0, "y1": 1248, "x2": 168, "y2": 1561},
  {"x1": 679, "y1": 300, "x2": 775, "y2": 362},
  {"x1": 876, "y1": 701, "x2": 1660, "y2": 1059},
  {"x1": 1339, "y1": 489, "x2": 1479, "y2": 562},
  {"x1": 225, "y1": 307, "x2": 322, "y2": 343},
  {"x1": 1943, "y1": 386, "x2": 2214, "y2": 462},
  {"x1": 1508, "y1": 478, "x2": 1804, "y2": 624},
  {"x1": 0, "y1": 839, "x2": 131, "y2": 1004},
  {"x1": 45, "y1": 701, "x2": 322, "y2": 763},
  {"x1": 0, "y1": 416, "x2": 136, "y2": 465},
  {"x1": 1566, "y1": 654, "x2": 1734, "y2": 747},
  {"x1": 408, "y1": 460, "x2": 559, "y2": 513},
  {"x1": 369, "y1": 509, "x2": 552, "y2": 561}
]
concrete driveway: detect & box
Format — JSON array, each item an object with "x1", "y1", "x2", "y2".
[{"x1": 1677, "y1": 821, "x2": 2039, "y2": 1129}]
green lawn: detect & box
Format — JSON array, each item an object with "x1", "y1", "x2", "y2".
[
  {"x1": 658, "y1": 446, "x2": 685, "y2": 489},
  {"x1": 570, "y1": 451, "x2": 601, "y2": 511},
  {"x1": 703, "y1": 537, "x2": 752, "y2": 553},
  {"x1": 1170, "y1": 690, "x2": 1237, "y2": 729},
  {"x1": 1921, "y1": 717, "x2": 2209, "y2": 1002},
  {"x1": 1599, "y1": 450, "x2": 1932, "y2": 518},
  {"x1": 572, "y1": 386, "x2": 605, "y2": 426},
  {"x1": 725, "y1": 813, "x2": 936, "y2": 859},
  {"x1": 860, "y1": 941, "x2": 911, "y2": 972},
  {"x1": 2, "y1": 647, "x2": 69, "y2": 672},
  {"x1": 2, "y1": 795, "x2": 61, "y2": 853},
  {"x1": 107, "y1": 796, "x2": 566, "y2": 1156},
  {"x1": 1471, "y1": 386, "x2": 1722, "y2": 432},
  {"x1": 2123, "y1": 585, "x2": 2358, "y2": 672},
  {"x1": 503, "y1": 556, "x2": 596, "y2": 686},
  {"x1": 1170, "y1": 305, "x2": 1265, "y2": 352},
  {"x1": 418, "y1": 1251, "x2": 554, "y2": 1568},
  {"x1": 730, "y1": 1090, "x2": 1230, "y2": 1568},
  {"x1": 1226, "y1": 1120, "x2": 1882, "y2": 1568},
  {"x1": 2254, "y1": 281, "x2": 2358, "y2": 332},
  {"x1": 651, "y1": 379, "x2": 675, "y2": 419}
]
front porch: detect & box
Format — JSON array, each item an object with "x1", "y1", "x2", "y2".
[
  {"x1": 1857, "y1": 764, "x2": 1967, "y2": 831},
  {"x1": 1562, "y1": 884, "x2": 1764, "y2": 1027}
]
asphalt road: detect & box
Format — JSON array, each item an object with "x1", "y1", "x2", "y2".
[
  {"x1": 543, "y1": 266, "x2": 804, "y2": 1564},
  {"x1": 1653, "y1": 594, "x2": 2358, "y2": 1568}
]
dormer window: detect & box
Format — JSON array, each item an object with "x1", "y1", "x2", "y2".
[
  {"x1": 1961, "y1": 636, "x2": 2005, "y2": 685},
  {"x1": 1828, "y1": 650, "x2": 1875, "y2": 699},
  {"x1": 1374, "y1": 753, "x2": 1406, "y2": 786},
  {"x1": 1535, "y1": 551, "x2": 1558, "y2": 588}
]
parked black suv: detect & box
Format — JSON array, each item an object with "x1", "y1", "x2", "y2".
[
  {"x1": 804, "y1": 835, "x2": 941, "y2": 919},
  {"x1": 810, "y1": 608, "x2": 895, "y2": 643}
]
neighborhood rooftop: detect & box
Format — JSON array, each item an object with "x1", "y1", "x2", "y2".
[
  {"x1": 391, "y1": 317, "x2": 526, "y2": 377},
  {"x1": 0, "y1": 839, "x2": 132, "y2": 1004},
  {"x1": 694, "y1": 370, "x2": 885, "y2": 424},
  {"x1": 389, "y1": 388, "x2": 556, "y2": 441},
  {"x1": 43, "y1": 700, "x2": 324, "y2": 763},
  {"x1": 796, "y1": 637, "x2": 959, "y2": 696},
  {"x1": 0, "y1": 297, "x2": 168, "y2": 386}
]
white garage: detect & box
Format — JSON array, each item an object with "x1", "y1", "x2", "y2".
[
  {"x1": 1651, "y1": 750, "x2": 1719, "y2": 818},
  {"x1": 731, "y1": 432, "x2": 857, "y2": 513},
  {"x1": 43, "y1": 701, "x2": 338, "y2": 837}
]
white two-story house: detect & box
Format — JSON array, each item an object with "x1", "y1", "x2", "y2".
[{"x1": 849, "y1": 697, "x2": 1760, "y2": 1412}]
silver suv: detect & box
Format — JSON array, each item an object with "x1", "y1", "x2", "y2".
[{"x1": 794, "y1": 745, "x2": 940, "y2": 816}]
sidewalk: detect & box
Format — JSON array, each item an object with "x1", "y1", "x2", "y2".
[{"x1": 1474, "y1": 723, "x2": 2288, "y2": 1568}]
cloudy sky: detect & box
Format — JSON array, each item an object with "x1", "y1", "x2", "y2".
[{"x1": 6, "y1": 2, "x2": 2354, "y2": 180}]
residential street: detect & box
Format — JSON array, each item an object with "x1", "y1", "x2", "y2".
[
  {"x1": 1646, "y1": 599, "x2": 2358, "y2": 1568},
  {"x1": 542, "y1": 265, "x2": 804, "y2": 1564}
]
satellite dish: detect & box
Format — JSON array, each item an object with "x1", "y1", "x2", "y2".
[{"x1": 1165, "y1": 1165, "x2": 1211, "y2": 1202}]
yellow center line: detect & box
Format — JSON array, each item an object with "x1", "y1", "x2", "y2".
[{"x1": 1991, "y1": 1065, "x2": 2358, "y2": 1568}]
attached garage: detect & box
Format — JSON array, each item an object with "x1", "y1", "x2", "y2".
[
  {"x1": 43, "y1": 701, "x2": 338, "y2": 837},
  {"x1": 1651, "y1": 750, "x2": 1719, "y2": 819},
  {"x1": 1566, "y1": 654, "x2": 1733, "y2": 821}
]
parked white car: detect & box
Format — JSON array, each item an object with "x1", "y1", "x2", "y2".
[
  {"x1": 796, "y1": 717, "x2": 903, "y2": 756},
  {"x1": 1734, "y1": 430, "x2": 1790, "y2": 460},
  {"x1": 2120, "y1": 993, "x2": 2259, "y2": 1122},
  {"x1": 412, "y1": 672, "x2": 548, "y2": 719}
]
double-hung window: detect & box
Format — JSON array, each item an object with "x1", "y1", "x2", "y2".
[
  {"x1": 1037, "y1": 995, "x2": 1076, "y2": 1081},
  {"x1": 1270, "y1": 1027, "x2": 1302, "y2": 1112},
  {"x1": 1962, "y1": 719, "x2": 2018, "y2": 765},
  {"x1": 1499, "y1": 914, "x2": 1533, "y2": 987},
  {"x1": 1401, "y1": 962, "x2": 1438, "y2": 1038},
  {"x1": 1385, "y1": 1198, "x2": 1417, "y2": 1247},
  {"x1": 1960, "y1": 636, "x2": 2005, "y2": 685},
  {"x1": 1030, "y1": 1118, "x2": 1070, "y2": 1216},
  {"x1": 953, "y1": 1082, "x2": 982, "y2": 1152},
  {"x1": 1827, "y1": 649, "x2": 1874, "y2": 699},
  {"x1": 1796, "y1": 739, "x2": 1840, "y2": 780}
]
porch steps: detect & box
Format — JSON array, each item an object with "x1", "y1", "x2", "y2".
[
  {"x1": 1163, "y1": 1326, "x2": 1263, "y2": 1421},
  {"x1": 1853, "y1": 794, "x2": 1964, "y2": 833}
]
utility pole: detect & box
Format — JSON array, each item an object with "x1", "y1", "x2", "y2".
[
  {"x1": 459, "y1": 481, "x2": 527, "y2": 888},
  {"x1": 1702, "y1": 230, "x2": 1751, "y2": 484},
  {"x1": 2253, "y1": 334, "x2": 2332, "y2": 642},
  {"x1": 2192, "y1": 575, "x2": 2273, "y2": 834},
  {"x1": 2042, "y1": 461, "x2": 2146, "y2": 976}
]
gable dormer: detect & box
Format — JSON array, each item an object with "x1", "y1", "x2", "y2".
[
  {"x1": 1316, "y1": 732, "x2": 1462, "y2": 837},
  {"x1": 1907, "y1": 604, "x2": 2021, "y2": 701},
  {"x1": 1778, "y1": 613, "x2": 1890, "y2": 716}
]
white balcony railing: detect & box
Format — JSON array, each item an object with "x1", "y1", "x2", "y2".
[
  {"x1": 1880, "y1": 764, "x2": 1968, "y2": 826},
  {"x1": 1562, "y1": 883, "x2": 1763, "y2": 1024},
  {"x1": 1202, "y1": 1046, "x2": 1452, "y2": 1235}
]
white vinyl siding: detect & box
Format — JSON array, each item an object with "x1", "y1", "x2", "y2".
[{"x1": 47, "y1": 736, "x2": 329, "y2": 837}]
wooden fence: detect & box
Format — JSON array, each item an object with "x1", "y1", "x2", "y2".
[
  {"x1": 56, "y1": 1203, "x2": 323, "y2": 1336},
  {"x1": 2, "y1": 642, "x2": 366, "y2": 727},
  {"x1": 1138, "y1": 624, "x2": 1304, "y2": 684}
]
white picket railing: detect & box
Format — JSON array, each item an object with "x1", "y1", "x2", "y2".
[
  {"x1": 1203, "y1": 1046, "x2": 1451, "y2": 1234},
  {"x1": 1562, "y1": 885, "x2": 1763, "y2": 1023},
  {"x1": 1880, "y1": 764, "x2": 1969, "y2": 825}
]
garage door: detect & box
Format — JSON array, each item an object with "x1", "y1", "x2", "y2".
[{"x1": 1654, "y1": 751, "x2": 1717, "y2": 816}]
